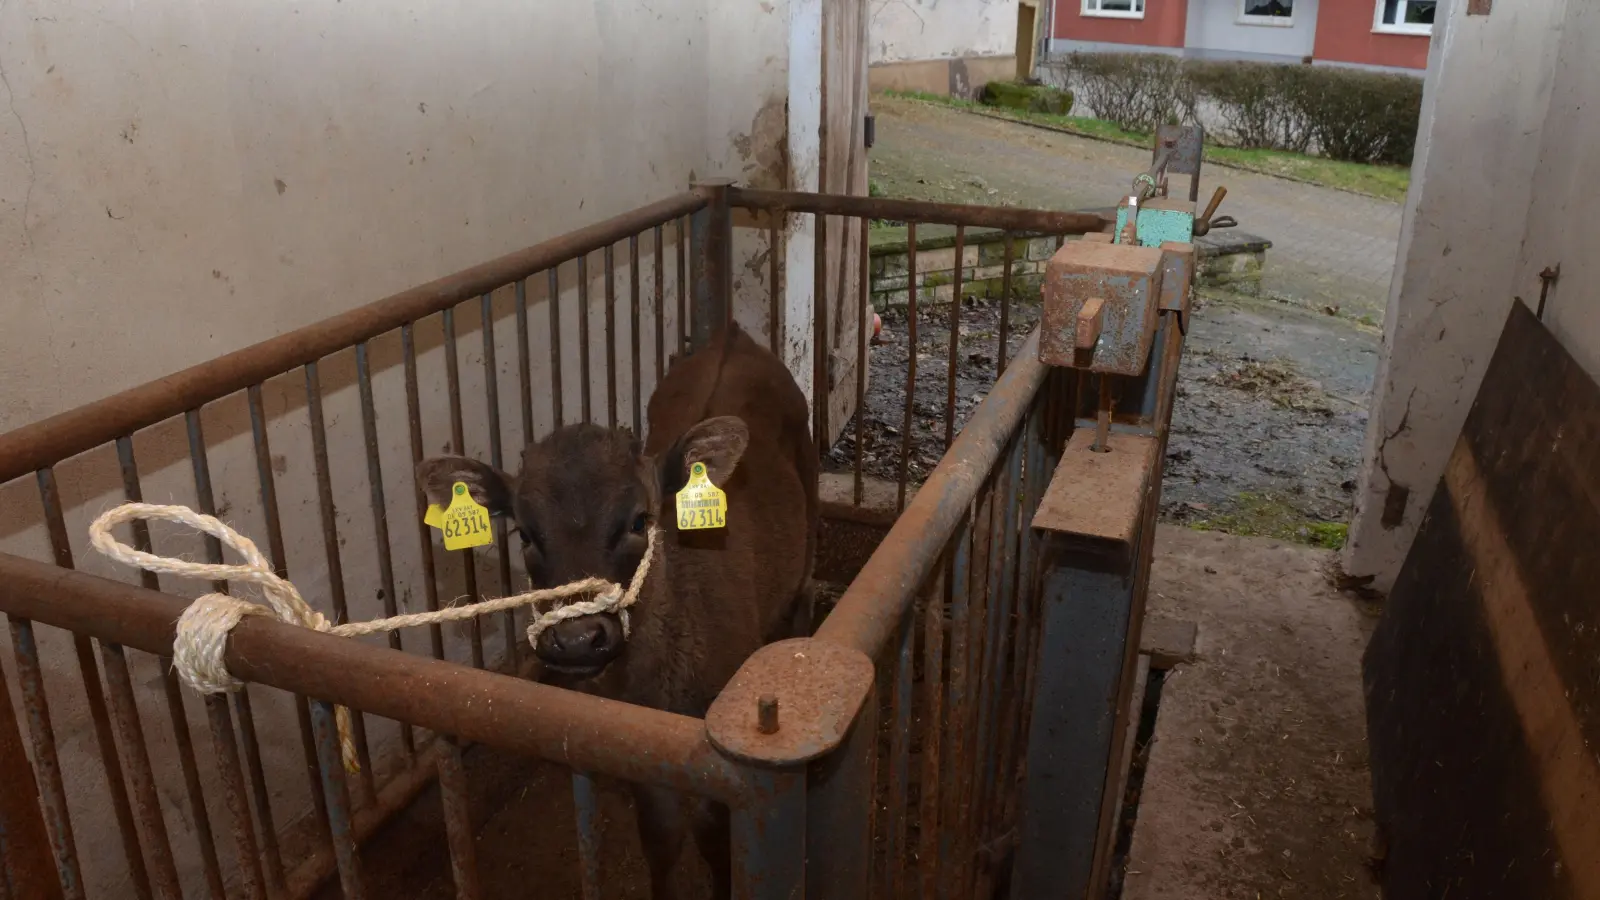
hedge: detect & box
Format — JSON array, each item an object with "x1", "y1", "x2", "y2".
[{"x1": 1060, "y1": 54, "x2": 1423, "y2": 165}]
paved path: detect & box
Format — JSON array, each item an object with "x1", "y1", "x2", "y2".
[{"x1": 872, "y1": 98, "x2": 1403, "y2": 319}]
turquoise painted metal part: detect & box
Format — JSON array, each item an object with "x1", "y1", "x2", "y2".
[{"x1": 1113, "y1": 205, "x2": 1194, "y2": 247}]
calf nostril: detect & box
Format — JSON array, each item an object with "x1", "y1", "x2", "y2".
[{"x1": 588, "y1": 622, "x2": 608, "y2": 652}]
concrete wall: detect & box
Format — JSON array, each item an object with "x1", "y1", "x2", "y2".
[
  {"x1": 1185, "y1": 0, "x2": 1320, "y2": 62},
  {"x1": 0, "y1": 1, "x2": 814, "y2": 895},
  {"x1": 869, "y1": 0, "x2": 1019, "y2": 64},
  {"x1": 1345, "y1": 0, "x2": 1569, "y2": 591}
]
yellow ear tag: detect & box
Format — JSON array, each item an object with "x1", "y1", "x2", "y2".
[
  {"x1": 426, "y1": 482, "x2": 494, "y2": 551},
  {"x1": 675, "y1": 462, "x2": 727, "y2": 531}
]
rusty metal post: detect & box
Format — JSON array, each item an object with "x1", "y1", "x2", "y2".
[
  {"x1": 706, "y1": 638, "x2": 877, "y2": 899},
  {"x1": 690, "y1": 179, "x2": 736, "y2": 351},
  {"x1": 0, "y1": 651, "x2": 61, "y2": 900}
]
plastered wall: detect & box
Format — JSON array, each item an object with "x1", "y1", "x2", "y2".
[
  {"x1": 869, "y1": 0, "x2": 1019, "y2": 64},
  {"x1": 1345, "y1": 0, "x2": 1572, "y2": 592},
  {"x1": 0, "y1": 0, "x2": 813, "y2": 895}
]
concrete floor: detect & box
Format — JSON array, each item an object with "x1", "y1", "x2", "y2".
[{"x1": 1122, "y1": 526, "x2": 1382, "y2": 900}]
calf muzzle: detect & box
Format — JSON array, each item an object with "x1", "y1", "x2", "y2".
[{"x1": 534, "y1": 611, "x2": 626, "y2": 675}]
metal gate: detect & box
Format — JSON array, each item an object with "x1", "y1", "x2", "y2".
[{"x1": 0, "y1": 182, "x2": 1182, "y2": 899}]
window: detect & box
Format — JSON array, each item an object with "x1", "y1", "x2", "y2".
[
  {"x1": 1082, "y1": 0, "x2": 1144, "y2": 19},
  {"x1": 1375, "y1": 0, "x2": 1436, "y2": 35},
  {"x1": 1240, "y1": 0, "x2": 1295, "y2": 25}
]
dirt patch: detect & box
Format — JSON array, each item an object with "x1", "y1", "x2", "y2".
[{"x1": 1121, "y1": 526, "x2": 1382, "y2": 900}]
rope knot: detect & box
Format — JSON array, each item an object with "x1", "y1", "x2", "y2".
[{"x1": 88, "y1": 502, "x2": 660, "y2": 776}]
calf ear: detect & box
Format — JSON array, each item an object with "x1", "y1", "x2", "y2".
[
  {"x1": 416, "y1": 456, "x2": 515, "y2": 516},
  {"x1": 678, "y1": 416, "x2": 748, "y2": 488}
]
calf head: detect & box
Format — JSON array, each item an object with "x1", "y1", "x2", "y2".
[{"x1": 416, "y1": 417, "x2": 749, "y2": 679}]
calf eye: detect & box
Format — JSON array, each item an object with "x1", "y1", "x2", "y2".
[{"x1": 631, "y1": 512, "x2": 649, "y2": 535}]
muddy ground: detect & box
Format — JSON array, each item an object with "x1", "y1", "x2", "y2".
[{"x1": 848, "y1": 96, "x2": 1391, "y2": 545}]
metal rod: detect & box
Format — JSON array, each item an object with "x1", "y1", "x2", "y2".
[
  {"x1": 605, "y1": 243, "x2": 619, "y2": 428},
  {"x1": 769, "y1": 218, "x2": 782, "y2": 356},
  {"x1": 946, "y1": 225, "x2": 965, "y2": 447},
  {"x1": 572, "y1": 773, "x2": 603, "y2": 900},
  {"x1": 0, "y1": 193, "x2": 706, "y2": 485},
  {"x1": 898, "y1": 223, "x2": 919, "y2": 514},
  {"x1": 8, "y1": 618, "x2": 85, "y2": 900},
  {"x1": 630, "y1": 234, "x2": 644, "y2": 436},
  {"x1": 99, "y1": 643, "x2": 183, "y2": 900},
  {"x1": 0, "y1": 650, "x2": 60, "y2": 900},
  {"x1": 655, "y1": 225, "x2": 667, "y2": 385},
  {"x1": 402, "y1": 324, "x2": 448, "y2": 660},
  {"x1": 730, "y1": 771, "x2": 806, "y2": 900},
  {"x1": 854, "y1": 213, "x2": 869, "y2": 507},
  {"x1": 1093, "y1": 375, "x2": 1112, "y2": 453},
  {"x1": 729, "y1": 188, "x2": 1110, "y2": 235},
  {"x1": 578, "y1": 255, "x2": 594, "y2": 424},
  {"x1": 113, "y1": 434, "x2": 232, "y2": 897},
  {"x1": 940, "y1": 509, "x2": 977, "y2": 891},
  {"x1": 0, "y1": 557, "x2": 751, "y2": 805},
  {"x1": 36, "y1": 470, "x2": 153, "y2": 900},
  {"x1": 309, "y1": 700, "x2": 366, "y2": 900},
  {"x1": 515, "y1": 280, "x2": 535, "y2": 447},
  {"x1": 883, "y1": 614, "x2": 914, "y2": 899},
  {"x1": 245, "y1": 388, "x2": 332, "y2": 837},
  {"x1": 814, "y1": 212, "x2": 830, "y2": 456},
  {"x1": 306, "y1": 361, "x2": 377, "y2": 802},
  {"x1": 548, "y1": 267, "x2": 565, "y2": 428},
  {"x1": 918, "y1": 552, "x2": 948, "y2": 900},
  {"x1": 677, "y1": 217, "x2": 688, "y2": 360},
  {"x1": 205, "y1": 696, "x2": 266, "y2": 900},
  {"x1": 690, "y1": 181, "x2": 734, "y2": 351},
  {"x1": 355, "y1": 344, "x2": 416, "y2": 757},
  {"x1": 443, "y1": 308, "x2": 486, "y2": 669},
  {"x1": 816, "y1": 329, "x2": 1048, "y2": 661},
  {"x1": 231, "y1": 687, "x2": 287, "y2": 894},
  {"x1": 481, "y1": 293, "x2": 517, "y2": 665},
  {"x1": 437, "y1": 740, "x2": 483, "y2": 900},
  {"x1": 998, "y1": 235, "x2": 1014, "y2": 376}
]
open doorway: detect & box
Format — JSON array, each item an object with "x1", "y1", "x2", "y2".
[{"x1": 1017, "y1": 1, "x2": 1039, "y2": 80}]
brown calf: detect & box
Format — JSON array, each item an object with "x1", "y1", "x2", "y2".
[{"x1": 417, "y1": 320, "x2": 818, "y2": 899}]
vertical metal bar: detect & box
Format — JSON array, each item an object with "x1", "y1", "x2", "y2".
[
  {"x1": 35, "y1": 470, "x2": 153, "y2": 900},
  {"x1": 940, "y1": 507, "x2": 977, "y2": 896},
  {"x1": 205, "y1": 696, "x2": 266, "y2": 900},
  {"x1": 806, "y1": 684, "x2": 877, "y2": 900},
  {"x1": 918, "y1": 541, "x2": 952, "y2": 900},
  {"x1": 230, "y1": 689, "x2": 286, "y2": 895},
  {"x1": 115, "y1": 436, "x2": 230, "y2": 896},
  {"x1": 945, "y1": 225, "x2": 965, "y2": 447},
  {"x1": 690, "y1": 180, "x2": 734, "y2": 351},
  {"x1": 480, "y1": 294, "x2": 518, "y2": 665},
  {"x1": 998, "y1": 235, "x2": 1014, "y2": 376},
  {"x1": 442, "y1": 307, "x2": 486, "y2": 669},
  {"x1": 402, "y1": 324, "x2": 448, "y2": 660},
  {"x1": 516, "y1": 280, "x2": 536, "y2": 443},
  {"x1": 881, "y1": 613, "x2": 914, "y2": 900},
  {"x1": 99, "y1": 644, "x2": 182, "y2": 900},
  {"x1": 768, "y1": 218, "x2": 782, "y2": 356},
  {"x1": 630, "y1": 234, "x2": 644, "y2": 436},
  {"x1": 655, "y1": 225, "x2": 667, "y2": 384},
  {"x1": 305, "y1": 362, "x2": 377, "y2": 802},
  {"x1": 0, "y1": 641, "x2": 60, "y2": 900},
  {"x1": 5, "y1": 619, "x2": 79, "y2": 900},
  {"x1": 354, "y1": 345, "x2": 416, "y2": 758},
  {"x1": 571, "y1": 773, "x2": 603, "y2": 900},
  {"x1": 730, "y1": 771, "x2": 806, "y2": 900},
  {"x1": 309, "y1": 700, "x2": 366, "y2": 900},
  {"x1": 245, "y1": 388, "x2": 331, "y2": 839},
  {"x1": 898, "y1": 223, "x2": 919, "y2": 514},
  {"x1": 676, "y1": 217, "x2": 688, "y2": 359},
  {"x1": 813, "y1": 212, "x2": 830, "y2": 456},
  {"x1": 548, "y1": 268, "x2": 566, "y2": 429},
  {"x1": 437, "y1": 741, "x2": 483, "y2": 900},
  {"x1": 578, "y1": 255, "x2": 594, "y2": 424},
  {"x1": 854, "y1": 215, "x2": 869, "y2": 507},
  {"x1": 605, "y1": 243, "x2": 619, "y2": 429}
]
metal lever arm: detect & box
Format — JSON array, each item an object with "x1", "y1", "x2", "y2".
[{"x1": 1191, "y1": 186, "x2": 1235, "y2": 237}]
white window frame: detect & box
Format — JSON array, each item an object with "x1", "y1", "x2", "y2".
[
  {"x1": 1373, "y1": 0, "x2": 1435, "y2": 36},
  {"x1": 1081, "y1": 0, "x2": 1145, "y2": 20},
  {"x1": 1238, "y1": 0, "x2": 1296, "y2": 27}
]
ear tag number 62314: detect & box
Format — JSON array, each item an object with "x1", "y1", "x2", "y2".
[
  {"x1": 675, "y1": 462, "x2": 727, "y2": 531},
  {"x1": 424, "y1": 482, "x2": 494, "y2": 551}
]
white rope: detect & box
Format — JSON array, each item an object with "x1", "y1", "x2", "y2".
[{"x1": 87, "y1": 502, "x2": 658, "y2": 773}]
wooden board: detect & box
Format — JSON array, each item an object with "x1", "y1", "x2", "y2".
[
  {"x1": 1363, "y1": 299, "x2": 1600, "y2": 900},
  {"x1": 819, "y1": 0, "x2": 870, "y2": 448}
]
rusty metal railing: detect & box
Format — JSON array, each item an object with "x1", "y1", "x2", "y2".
[{"x1": 0, "y1": 185, "x2": 1120, "y2": 900}]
